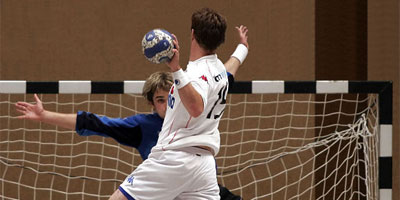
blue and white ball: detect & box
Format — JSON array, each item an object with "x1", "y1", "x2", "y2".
[{"x1": 142, "y1": 29, "x2": 175, "y2": 64}]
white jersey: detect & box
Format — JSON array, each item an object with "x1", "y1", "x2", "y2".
[{"x1": 153, "y1": 54, "x2": 228, "y2": 156}]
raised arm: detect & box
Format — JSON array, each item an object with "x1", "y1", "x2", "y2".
[
  {"x1": 15, "y1": 94, "x2": 76, "y2": 130},
  {"x1": 224, "y1": 25, "x2": 249, "y2": 77},
  {"x1": 167, "y1": 34, "x2": 204, "y2": 118}
]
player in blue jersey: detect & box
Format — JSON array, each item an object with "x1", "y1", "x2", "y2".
[{"x1": 16, "y1": 23, "x2": 248, "y2": 200}]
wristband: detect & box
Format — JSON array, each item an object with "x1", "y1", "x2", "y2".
[
  {"x1": 231, "y1": 44, "x2": 248, "y2": 64},
  {"x1": 173, "y1": 69, "x2": 190, "y2": 89}
]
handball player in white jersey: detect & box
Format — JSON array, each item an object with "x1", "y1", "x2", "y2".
[{"x1": 112, "y1": 8, "x2": 248, "y2": 200}]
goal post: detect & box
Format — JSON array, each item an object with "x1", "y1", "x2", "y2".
[{"x1": 0, "y1": 80, "x2": 392, "y2": 200}]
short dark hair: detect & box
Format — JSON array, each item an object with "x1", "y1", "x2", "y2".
[{"x1": 191, "y1": 8, "x2": 227, "y2": 52}]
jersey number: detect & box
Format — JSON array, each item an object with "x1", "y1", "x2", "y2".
[{"x1": 207, "y1": 84, "x2": 227, "y2": 119}]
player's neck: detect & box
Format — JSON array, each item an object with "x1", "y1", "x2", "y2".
[{"x1": 189, "y1": 40, "x2": 214, "y2": 61}]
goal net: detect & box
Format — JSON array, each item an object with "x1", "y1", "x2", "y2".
[{"x1": 0, "y1": 81, "x2": 389, "y2": 200}]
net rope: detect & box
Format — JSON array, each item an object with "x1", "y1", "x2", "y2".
[{"x1": 0, "y1": 93, "x2": 379, "y2": 199}]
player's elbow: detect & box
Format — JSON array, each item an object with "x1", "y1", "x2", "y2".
[
  {"x1": 188, "y1": 104, "x2": 204, "y2": 118},
  {"x1": 180, "y1": 90, "x2": 204, "y2": 117}
]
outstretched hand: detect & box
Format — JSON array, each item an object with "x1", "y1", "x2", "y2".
[
  {"x1": 235, "y1": 25, "x2": 249, "y2": 49},
  {"x1": 15, "y1": 94, "x2": 44, "y2": 121}
]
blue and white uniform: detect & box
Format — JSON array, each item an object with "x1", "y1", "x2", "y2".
[
  {"x1": 74, "y1": 71, "x2": 238, "y2": 200},
  {"x1": 75, "y1": 70, "x2": 233, "y2": 160},
  {"x1": 120, "y1": 54, "x2": 229, "y2": 200}
]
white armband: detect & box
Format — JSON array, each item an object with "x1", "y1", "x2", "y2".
[
  {"x1": 173, "y1": 69, "x2": 190, "y2": 89},
  {"x1": 231, "y1": 44, "x2": 248, "y2": 64}
]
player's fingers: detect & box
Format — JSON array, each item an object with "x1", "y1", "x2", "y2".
[
  {"x1": 171, "y1": 34, "x2": 178, "y2": 42},
  {"x1": 16, "y1": 102, "x2": 31, "y2": 108},
  {"x1": 173, "y1": 41, "x2": 179, "y2": 51},
  {"x1": 34, "y1": 94, "x2": 42, "y2": 104},
  {"x1": 236, "y1": 27, "x2": 245, "y2": 37},
  {"x1": 17, "y1": 105, "x2": 35, "y2": 114},
  {"x1": 15, "y1": 103, "x2": 26, "y2": 109},
  {"x1": 172, "y1": 37, "x2": 180, "y2": 50},
  {"x1": 237, "y1": 26, "x2": 247, "y2": 35},
  {"x1": 16, "y1": 115, "x2": 27, "y2": 120},
  {"x1": 15, "y1": 108, "x2": 27, "y2": 115}
]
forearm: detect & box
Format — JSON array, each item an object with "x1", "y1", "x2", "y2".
[
  {"x1": 172, "y1": 67, "x2": 204, "y2": 117},
  {"x1": 225, "y1": 43, "x2": 249, "y2": 77},
  {"x1": 224, "y1": 57, "x2": 241, "y2": 77},
  {"x1": 75, "y1": 112, "x2": 142, "y2": 148},
  {"x1": 39, "y1": 110, "x2": 77, "y2": 130}
]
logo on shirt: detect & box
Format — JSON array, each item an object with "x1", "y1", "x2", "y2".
[
  {"x1": 214, "y1": 72, "x2": 226, "y2": 82},
  {"x1": 126, "y1": 174, "x2": 135, "y2": 185},
  {"x1": 168, "y1": 86, "x2": 175, "y2": 109},
  {"x1": 199, "y1": 75, "x2": 208, "y2": 84},
  {"x1": 175, "y1": 79, "x2": 180, "y2": 86}
]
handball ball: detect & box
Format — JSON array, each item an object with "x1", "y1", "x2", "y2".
[{"x1": 142, "y1": 29, "x2": 175, "y2": 64}]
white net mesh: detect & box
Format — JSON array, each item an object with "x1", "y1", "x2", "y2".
[{"x1": 0, "y1": 93, "x2": 379, "y2": 200}]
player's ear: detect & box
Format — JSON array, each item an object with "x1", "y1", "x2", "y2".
[{"x1": 191, "y1": 29, "x2": 194, "y2": 41}]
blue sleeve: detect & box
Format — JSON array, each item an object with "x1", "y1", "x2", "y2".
[
  {"x1": 75, "y1": 111, "x2": 142, "y2": 148},
  {"x1": 227, "y1": 71, "x2": 234, "y2": 86}
]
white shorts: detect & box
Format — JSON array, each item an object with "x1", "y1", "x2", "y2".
[{"x1": 119, "y1": 147, "x2": 219, "y2": 200}]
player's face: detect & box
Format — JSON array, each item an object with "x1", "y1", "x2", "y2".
[{"x1": 152, "y1": 88, "x2": 169, "y2": 119}]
